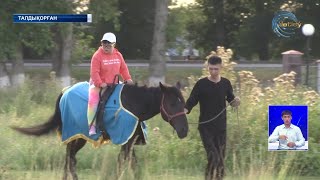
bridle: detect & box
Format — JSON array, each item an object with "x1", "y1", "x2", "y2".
[{"x1": 160, "y1": 94, "x2": 186, "y2": 124}]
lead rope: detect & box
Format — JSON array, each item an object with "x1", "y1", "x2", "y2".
[
  {"x1": 188, "y1": 99, "x2": 243, "y2": 142},
  {"x1": 237, "y1": 106, "x2": 239, "y2": 125},
  {"x1": 188, "y1": 98, "x2": 237, "y2": 125}
]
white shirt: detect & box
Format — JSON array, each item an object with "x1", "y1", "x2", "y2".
[{"x1": 268, "y1": 124, "x2": 305, "y2": 150}]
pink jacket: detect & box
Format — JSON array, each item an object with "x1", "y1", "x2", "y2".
[{"x1": 90, "y1": 47, "x2": 131, "y2": 87}]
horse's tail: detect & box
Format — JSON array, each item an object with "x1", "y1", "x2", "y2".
[{"x1": 11, "y1": 93, "x2": 63, "y2": 136}]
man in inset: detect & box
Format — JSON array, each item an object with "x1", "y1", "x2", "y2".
[{"x1": 268, "y1": 110, "x2": 305, "y2": 150}]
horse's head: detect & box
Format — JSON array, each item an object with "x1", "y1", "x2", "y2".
[{"x1": 159, "y1": 82, "x2": 188, "y2": 139}]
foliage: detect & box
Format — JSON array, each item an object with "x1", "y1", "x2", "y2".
[
  {"x1": 14, "y1": 79, "x2": 35, "y2": 117},
  {"x1": 167, "y1": 5, "x2": 206, "y2": 56},
  {"x1": 71, "y1": 32, "x2": 95, "y2": 64},
  {"x1": 117, "y1": 0, "x2": 156, "y2": 59},
  {"x1": 167, "y1": 7, "x2": 190, "y2": 44},
  {"x1": 192, "y1": 0, "x2": 320, "y2": 61},
  {"x1": 0, "y1": 0, "x2": 101, "y2": 63},
  {"x1": 2, "y1": 49, "x2": 320, "y2": 179},
  {"x1": 193, "y1": 0, "x2": 252, "y2": 56},
  {"x1": 87, "y1": 0, "x2": 120, "y2": 47},
  {"x1": 2, "y1": 0, "x2": 320, "y2": 62},
  {"x1": 0, "y1": 0, "x2": 55, "y2": 60}
]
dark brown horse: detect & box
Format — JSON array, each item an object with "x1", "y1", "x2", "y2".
[{"x1": 12, "y1": 82, "x2": 188, "y2": 180}]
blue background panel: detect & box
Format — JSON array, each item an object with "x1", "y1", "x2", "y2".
[{"x1": 268, "y1": 105, "x2": 308, "y2": 140}]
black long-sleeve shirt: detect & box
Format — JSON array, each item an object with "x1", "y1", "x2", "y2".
[{"x1": 185, "y1": 77, "x2": 235, "y2": 132}]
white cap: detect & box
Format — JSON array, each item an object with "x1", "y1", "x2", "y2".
[{"x1": 101, "y1": 32, "x2": 116, "y2": 43}]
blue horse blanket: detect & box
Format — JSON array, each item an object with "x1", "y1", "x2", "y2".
[{"x1": 59, "y1": 82, "x2": 147, "y2": 147}]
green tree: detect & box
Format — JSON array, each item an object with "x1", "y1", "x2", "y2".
[
  {"x1": 166, "y1": 5, "x2": 205, "y2": 56},
  {"x1": 166, "y1": 7, "x2": 190, "y2": 45},
  {"x1": 0, "y1": 0, "x2": 54, "y2": 87},
  {"x1": 192, "y1": 0, "x2": 320, "y2": 61},
  {"x1": 235, "y1": 0, "x2": 293, "y2": 60},
  {"x1": 87, "y1": 0, "x2": 120, "y2": 49},
  {"x1": 0, "y1": 0, "x2": 99, "y2": 88},
  {"x1": 193, "y1": 0, "x2": 253, "y2": 56},
  {"x1": 118, "y1": 0, "x2": 155, "y2": 59},
  {"x1": 224, "y1": 0, "x2": 320, "y2": 61},
  {"x1": 289, "y1": 0, "x2": 320, "y2": 57}
]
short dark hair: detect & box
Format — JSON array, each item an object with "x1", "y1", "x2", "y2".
[
  {"x1": 208, "y1": 56, "x2": 222, "y2": 65},
  {"x1": 281, "y1": 110, "x2": 292, "y2": 117}
]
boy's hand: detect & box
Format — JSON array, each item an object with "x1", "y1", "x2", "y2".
[{"x1": 230, "y1": 97, "x2": 240, "y2": 107}]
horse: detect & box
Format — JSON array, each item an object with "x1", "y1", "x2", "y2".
[{"x1": 12, "y1": 82, "x2": 189, "y2": 180}]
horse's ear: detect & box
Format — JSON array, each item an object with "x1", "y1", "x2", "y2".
[{"x1": 159, "y1": 82, "x2": 166, "y2": 91}]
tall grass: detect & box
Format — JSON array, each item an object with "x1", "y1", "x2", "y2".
[{"x1": 1, "y1": 49, "x2": 320, "y2": 179}]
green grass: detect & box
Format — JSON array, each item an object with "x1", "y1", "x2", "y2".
[
  {"x1": 2, "y1": 170, "x2": 204, "y2": 180},
  {"x1": 3, "y1": 170, "x2": 320, "y2": 180},
  {"x1": 1, "y1": 170, "x2": 97, "y2": 180},
  {"x1": 2, "y1": 65, "x2": 320, "y2": 180}
]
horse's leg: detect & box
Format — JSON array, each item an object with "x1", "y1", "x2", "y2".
[
  {"x1": 63, "y1": 142, "x2": 71, "y2": 180},
  {"x1": 131, "y1": 147, "x2": 137, "y2": 170},
  {"x1": 117, "y1": 143, "x2": 128, "y2": 177},
  {"x1": 69, "y1": 139, "x2": 87, "y2": 180},
  {"x1": 117, "y1": 136, "x2": 137, "y2": 178}
]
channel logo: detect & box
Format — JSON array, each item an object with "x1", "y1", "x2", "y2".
[{"x1": 272, "y1": 11, "x2": 301, "y2": 38}]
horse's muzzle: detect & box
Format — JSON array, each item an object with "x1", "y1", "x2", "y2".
[
  {"x1": 176, "y1": 127, "x2": 188, "y2": 139},
  {"x1": 172, "y1": 119, "x2": 188, "y2": 139}
]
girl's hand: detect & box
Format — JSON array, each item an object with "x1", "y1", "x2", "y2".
[
  {"x1": 100, "y1": 83, "x2": 107, "y2": 88},
  {"x1": 125, "y1": 79, "x2": 134, "y2": 84}
]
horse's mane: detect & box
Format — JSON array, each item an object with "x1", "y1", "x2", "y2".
[
  {"x1": 124, "y1": 84, "x2": 185, "y2": 104},
  {"x1": 124, "y1": 84, "x2": 160, "y2": 97}
]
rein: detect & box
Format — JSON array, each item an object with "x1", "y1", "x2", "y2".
[
  {"x1": 188, "y1": 98, "x2": 238, "y2": 125},
  {"x1": 160, "y1": 95, "x2": 185, "y2": 124}
]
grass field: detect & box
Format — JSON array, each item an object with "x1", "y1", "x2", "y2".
[
  {"x1": 2, "y1": 170, "x2": 320, "y2": 180},
  {"x1": 2, "y1": 63, "x2": 320, "y2": 180}
]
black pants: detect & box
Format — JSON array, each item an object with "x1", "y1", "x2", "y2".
[{"x1": 199, "y1": 127, "x2": 226, "y2": 180}]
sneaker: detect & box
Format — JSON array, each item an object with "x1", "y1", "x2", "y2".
[{"x1": 89, "y1": 125, "x2": 96, "y2": 135}]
